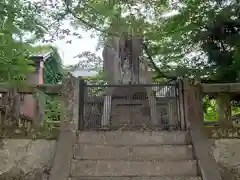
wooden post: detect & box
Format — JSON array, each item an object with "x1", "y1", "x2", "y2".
[{"x1": 49, "y1": 75, "x2": 79, "y2": 180}]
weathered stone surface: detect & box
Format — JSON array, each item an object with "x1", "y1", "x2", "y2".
[
  {"x1": 70, "y1": 177, "x2": 202, "y2": 180},
  {"x1": 78, "y1": 131, "x2": 189, "y2": 145},
  {"x1": 211, "y1": 139, "x2": 240, "y2": 180},
  {"x1": 212, "y1": 139, "x2": 240, "y2": 167},
  {"x1": 70, "y1": 160, "x2": 198, "y2": 176},
  {"x1": 74, "y1": 144, "x2": 193, "y2": 160},
  {"x1": 111, "y1": 105, "x2": 151, "y2": 126},
  {"x1": 0, "y1": 139, "x2": 56, "y2": 180}
]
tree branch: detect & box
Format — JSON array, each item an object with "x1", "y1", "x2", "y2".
[
  {"x1": 143, "y1": 41, "x2": 177, "y2": 80},
  {"x1": 63, "y1": 2, "x2": 119, "y2": 37}
]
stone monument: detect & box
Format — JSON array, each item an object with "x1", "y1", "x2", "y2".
[{"x1": 101, "y1": 32, "x2": 158, "y2": 127}]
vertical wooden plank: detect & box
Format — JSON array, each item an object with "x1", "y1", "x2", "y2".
[{"x1": 49, "y1": 75, "x2": 79, "y2": 180}]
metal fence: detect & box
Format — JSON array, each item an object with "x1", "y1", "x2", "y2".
[{"x1": 78, "y1": 81, "x2": 185, "y2": 131}]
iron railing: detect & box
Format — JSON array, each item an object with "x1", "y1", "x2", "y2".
[{"x1": 78, "y1": 81, "x2": 185, "y2": 131}]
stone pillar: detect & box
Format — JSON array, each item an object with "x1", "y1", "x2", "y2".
[
  {"x1": 49, "y1": 75, "x2": 79, "y2": 180},
  {"x1": 59, "y1": 74, "x2": 79, "y2": 131}
]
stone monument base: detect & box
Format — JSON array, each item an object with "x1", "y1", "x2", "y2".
[
  {"x1": 105, "y1": 86, "x2": 149, "y2": 99},
  {"x1": 101, "y1": 85, "x2": 158, "y2": 128}
]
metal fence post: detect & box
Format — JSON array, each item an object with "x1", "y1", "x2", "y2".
[
  {"x1": 78, "y1": 78, "x2": 85, "y2": 130},
  {"x1": 178, "y1": 79, "x2": 186, "y2": 130}
]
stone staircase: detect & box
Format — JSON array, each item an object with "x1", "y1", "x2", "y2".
[{"x1": 69, "y1": 131, "x2": 202, "y2": 180}]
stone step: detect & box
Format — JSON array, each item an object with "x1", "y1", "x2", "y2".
[
  {"x1": 70, "y1": 160, "x2": 198, "y2": 177},
  {"x1": 77, "y1": 131, "x2": 189, "y2": 145},
  {"x1": 70, "y1": 177, "x2": 202, "y2": 180},
  {"x1": 74, "y1": 144, "x2": 193, "y2": 160}
]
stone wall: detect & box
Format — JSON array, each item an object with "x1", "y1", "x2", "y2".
[
  {"x1": 1, "y1": 138, "x2": 240, "y2": 180},
  {"x1": 212, "y1": 139, "x2": 240, "y2": 180},
  {"x1": 0, "y1": 139, "x2": 56, "y2": 180}
]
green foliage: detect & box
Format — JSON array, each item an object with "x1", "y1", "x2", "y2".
[
  {"x1": 0, "y1": 1, "x2": 64, "y2": 129},
  {"x1": 155, "y1": 0, "x2": 240, "y2": 82},
  {"x1": 204, "y1": 96, "x2": 240, "y2": 122},
  {"x1": 30, "y1": 45, "x2": 63, "y2": 84},
  {"x1": 83, "y1": 70, "x2": 107, "y2": 96},
  {"x1": 43, "y1": 96, "x2": 61, "y2": 130},
  {"x1": 34, "y1": 89, "x2": 61, "y2": 131},
  {"x1": 43, "y1": 48, "x2": 63, "y2": 84},
  {"x1": 0, "y1": 0, "x2": 49, "y2": 83},
  {"x1": 204, "y1": 96, "x2": 218, "y2": 121},
  {"x1": 30, "y1": 45, "x2": 63, "y2": 130},
  {"x1": 0, "y1": 0, "x2": 67, "y2": 84},
  {"x1": 65, "y1": 0, "x2": 239, "y2": 83}
]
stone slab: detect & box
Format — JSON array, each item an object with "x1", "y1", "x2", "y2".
[
  {"x1": 70, "y1": 160, "x2": 197, "y2": 176},
  {"x1": 70, "y1": 177, "x2": 201, "y2": 180},
  {"x1": 74, "y1": 144, "x2": 193, "y2": 160},
  {"x1": 0, "y1": 139, "x2": 56, "y2": 180},
  {"x1": 77, "y1": 131, "x2": 189, "y2": 145}
]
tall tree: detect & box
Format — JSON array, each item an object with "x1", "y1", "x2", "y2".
[{"x1": 63, "y1": 0, "x2": 240, "y2": 124}]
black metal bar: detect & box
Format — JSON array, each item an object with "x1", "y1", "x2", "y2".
[
  {"x1": 174, "y1": 81, "x2": 179, "y2": 129},
  {"x1": 85, "y1": 83, "x2": 175, "y2": 87},
  {"x1": 78, "y1": 78, "x2": 85, "y2": 131},
  {"x1": 179, "y1": 79, "x2": 187, "y2": 130}
]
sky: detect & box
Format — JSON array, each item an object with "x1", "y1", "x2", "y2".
[
  {"x1": 53, "y1": 34, "x2": 99, "y2": 66},
  {"x1": 52, "y1": 24, "x2": 100, "y2": 66}
]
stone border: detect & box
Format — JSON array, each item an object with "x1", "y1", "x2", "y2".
[
  {"x1": 49, "y1": 75, "x2": 79, "y2": 180},
  {"x1": 183, "y1": 79, "x2": 222, "y2": 180}
]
